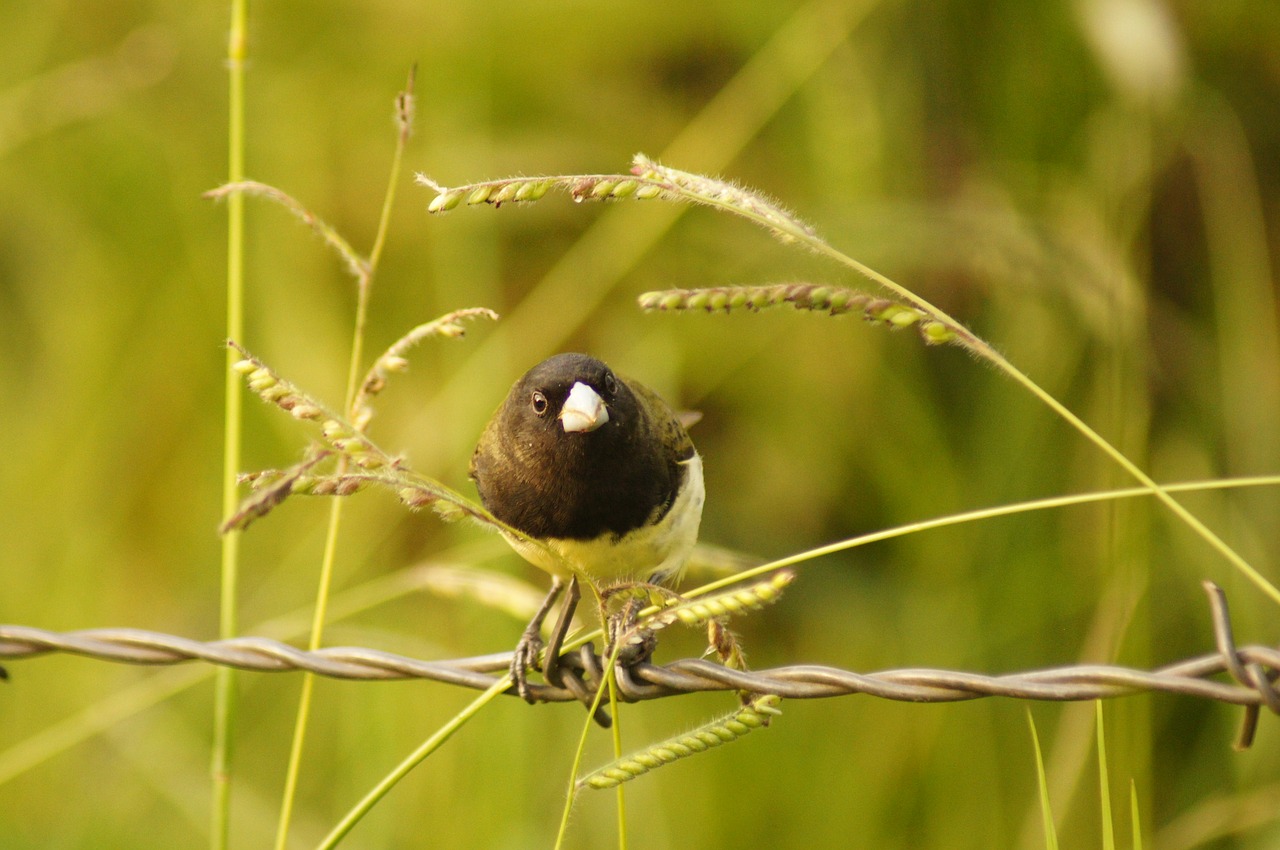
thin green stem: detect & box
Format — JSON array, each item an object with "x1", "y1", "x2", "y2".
[
  {"x1": 556, "y1": 637, "x2": 627, "y2": 850},
  {"x1": 316, "y1": 677, "x2": 510, "y2": 850},
  {"x1": 546, "y1": 476, "x2": 1279, "y2": 655},
  {"x1": 1028, "y1": 709, "x2": 1060, "y2": 850},
  {"x1": 272, "y1": 497, "x2": 344, "y2": 850},
  {"x1": 429, "y1": 165, "x2": 1273, "y2": 602},
  {"x1": 648, "y1": 177, "x2": 1278, "y2": 605},
  {"x1": 824, "y1": 256, "x2": 1275, "y2": 602},
  {"x1": 1097, "y1": 702, "x2": 1115, "y2": 850},
  {"x1": 213, "y1": 2, "x2": 248, "y2": 848},
  {"x1": 1129, "y1": 780, "x2": 1144, "y2": 850},
  {"x1": 982, "y1": 340, "x2": 1279, "y2": 606},
  {"x1": 274, "y1": 71, "x2": 416, "y2": 850},
  {"x1": 691, "y1": 475, "x2": 1280, "y2": 602},
  {"x1": 610, "y1": 672, "x2": 628, "y2": 850},
  {"x1": 367, "y1": 66, "x2": 413, "y2": 278},
  {"x1": 340, "y1": 65, "x2": 412, "y2": 415}
]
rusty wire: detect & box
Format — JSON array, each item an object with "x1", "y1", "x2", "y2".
[{"x1": 1, "y1": 582, "x2": 1276, "y2": 741}]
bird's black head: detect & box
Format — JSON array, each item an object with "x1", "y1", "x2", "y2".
[
  {"x1": 504, "y1": 353, "x2": 637, "y2": 444},
  {"x1": 472, "y1": 353, "x2": 678, "y2": 540}
]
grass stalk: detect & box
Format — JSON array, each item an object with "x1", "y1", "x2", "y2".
[
  {"x1": 1130, "y1": 780, "x2": 1144, "y2": 850},
  {"x1": 315, "y1": 677, "x2": 511, "y2": 850},
  {"x1": 653, "y1": 174, "x2": 1280, "y2": 606},
  {"x1": 555, "y1": 639, "x2": 627, "y2": 850},
  {"x1": 272, "y1": 69, "x2": 415, "y2": 850},
  {"x1": 687, "y1": 475, "x2": 1280, "y2": 602},
  {"x1": 212, "y1": 1, "x2": 248, "y2": 847},
  {"x1": 1097, "y1": 702, "x2": 1115, "y2": 850},
  {"x1": 533, "y1": 476, "x2": 1279, "y2": 673},
  {"x1": 610, "y1": 671, "x2": 628, "y2": 850},
  {"x1": 1028, "y1": 709, "x2": 1060, "y2": 850},
  {"x1": 429, "y1": 162, "x2": 1276, "y2": 605},
  {"x1": 270, "y1": 504, "x2": 342, "y2": 850}
]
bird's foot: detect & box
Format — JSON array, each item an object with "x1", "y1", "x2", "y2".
[
  {"x1": 601, "y1": 592, "x2": 659, "y2": 670},
  {"x1": 509, "y1": 628, "x2": 545, "y2": 704},
  {"x1": 612, "y1": 622, "x2": 658, "y2": 668},
  {"x1": 599, "y1": 580, "x2": 682, "y2": 664}
]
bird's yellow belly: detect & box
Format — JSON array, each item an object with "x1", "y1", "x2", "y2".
[{"x1": 506, "y1": 455, "x2": 704, "y2": 586}]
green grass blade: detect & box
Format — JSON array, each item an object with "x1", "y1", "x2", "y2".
[
  {"x1": 1027, "y1": 709, "x2": 1059, "y2": 850},
  {"x1": 272, "y1": 69, "x2": 417, "y2": 850},
  {"x1": 1130, "y1": 779, "x2": 1143, "y2": 850},
  {"x1": 212, "y1": 1, "x2": 249, "y2": 847},
  {"x1": 555, "y1": 641, "x2": 625, "y2": 850},
  {"x1": 610, "y1": 671, "x2": 628, "y2": 850},
  {"x1": 316, "y1": 677, "x2": 510, "y2": 850},
  {"x1": 1096, "y1": 701, "x2": 1115, "y2": 850}
]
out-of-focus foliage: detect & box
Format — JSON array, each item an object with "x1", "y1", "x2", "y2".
[{"x1": 1, "y1": 1, "x2": 1278, "y2": 847}]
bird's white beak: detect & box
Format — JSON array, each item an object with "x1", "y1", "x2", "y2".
[{"x1": 560, "y1": 382, "x2": 609, "y2": 433}]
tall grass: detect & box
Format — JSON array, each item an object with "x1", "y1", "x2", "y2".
[
  {"x1": 211, "y1": 3, "x2": 248, "y2": 848},
  {"x1": 0, "y1": 1, "x2": 1277, "y2": 848}
]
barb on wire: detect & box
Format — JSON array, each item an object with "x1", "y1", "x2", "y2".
[{"x1": 0, "y1": 582, "x2": 1276, "y2": 739}]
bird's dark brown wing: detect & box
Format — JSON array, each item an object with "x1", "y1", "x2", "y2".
[{"x1": 623, "y1": 373, "x2": 696, "y2": 466}]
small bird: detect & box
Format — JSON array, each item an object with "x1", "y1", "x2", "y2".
[{"x1": 470, "y1": 353, "x2": 704, "y2": 702}]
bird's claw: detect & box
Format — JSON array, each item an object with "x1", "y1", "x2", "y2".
[
  {"x1": 602, "y1": 592, "x2": 652, "y2": 661},
  {"x1": 510, "y1": 630, "x2": 546, "y2": 703}
]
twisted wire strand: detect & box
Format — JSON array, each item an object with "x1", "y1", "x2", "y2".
[{"x1": 1, "y1": 583, "x2": 1276, "y2": 720}]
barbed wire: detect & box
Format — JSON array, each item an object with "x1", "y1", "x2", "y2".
[{"x1": 2, "y1": 581, "x2": 1276, "y2": 743}]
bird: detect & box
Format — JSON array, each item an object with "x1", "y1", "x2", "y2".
[{"x1": 470, "y1": 353, "x2": 704, "y2": 704}]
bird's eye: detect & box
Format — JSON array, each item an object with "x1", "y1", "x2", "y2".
[
  {"x1": 603, "y1": 372, "x2": 618, "y2": 396},
  {"x1": 530, "y1": 391, "x2": 549, "y2": 416}
]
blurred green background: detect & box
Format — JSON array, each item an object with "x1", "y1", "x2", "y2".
[{"x1": 2, "y1": 0, "x2": 1278, "y2": 847}]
